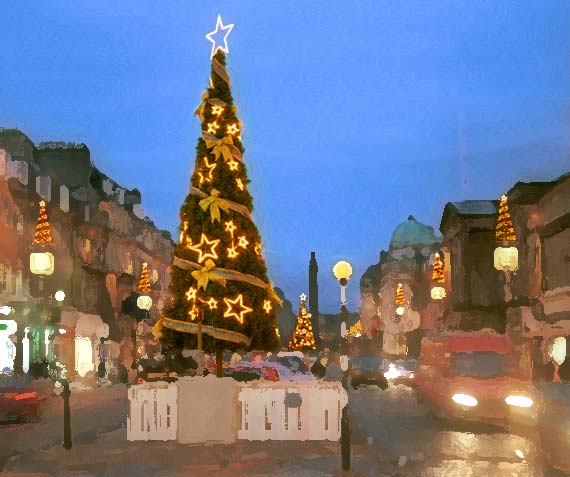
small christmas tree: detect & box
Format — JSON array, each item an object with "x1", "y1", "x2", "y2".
[
  {"x1": 496, "y1": 195, "x2": 517, "y2": 244},
  {"x1": 137, "y1": 262, "x2": 151, "y2": 293},
  {"x1": 289, "y1": 294, "x2": 316, "y2": 351},
  {"x1": 32, "y1": 200, "x2": 53, "y2": 245},
  {"x1": 432, "y1": 253, "x2": 444, "y2": 283},
  {"x1": 395, "y1": 283, "x2": 405, "y2": 306}
]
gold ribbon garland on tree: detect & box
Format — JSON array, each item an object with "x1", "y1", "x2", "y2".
[
  {"x1": 191, "y1": 259, "x2": 227, "y2": 290},
  {"x1": 191, "y1": 186, "x2": 253, "y2": 223},
  {"x1": 202, "y1": 133, "x2": 242, "y2": 163}
]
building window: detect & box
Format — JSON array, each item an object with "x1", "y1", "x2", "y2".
[
  {"x1": 60, "y1": 185, "x2": 69, "y2": 213},
  {"x1": 84, "y1": 205, "x2": 90, "y2": 222},
  {"x1": 35, "y1": 176, "x2": 51, "y2": 202}
]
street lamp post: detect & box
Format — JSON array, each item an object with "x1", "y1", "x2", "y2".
[{"x1": 333, "y1": 261, "x2": 353, "y2": 307}]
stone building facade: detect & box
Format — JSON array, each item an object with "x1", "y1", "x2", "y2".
[{"x1": 0, "y1": 128, "x2": 174, "y2": 383}]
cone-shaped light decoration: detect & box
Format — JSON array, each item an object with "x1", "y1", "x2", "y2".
[
  {"x1": 137, "y1": 262, "x2": 152, "y2": 310},
  {"x1": 395, "y1": 283, "x2": 405, "y2": 316},
  {"x1": 494, "y1": 194, "x2": 519, "y2": 272},
  {"x1": 30, "y1": 200, "x2": 55, "y2": 275},
  {"x1": 289, "y1": 293, "x2": 316, "y2": 350},
  {"x1": 431, "y1": 253, "x2": 446, "y2": 300}
]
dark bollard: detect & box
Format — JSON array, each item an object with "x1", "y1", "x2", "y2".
[
  {"x1": 62, "y1": 379, "x2": 72, "y2": 450},
  {"x1": 341, "y1": 404, "x2": 350, "y2": 471}
]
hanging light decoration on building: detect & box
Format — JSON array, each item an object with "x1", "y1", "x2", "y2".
[
  {"x1": 30, "y1": 200, "x2": 55, "y2": 276},
  {"x1": 493, "y1": 194, "x2": 518, "y2": 302},
  {"x1": 395, "y1": 283, "x2": 405, "y2": 316},
  {"x1": 136, "y1": 262, "x2": 153, "y2": 311},
  {"x1": 431, "y1": 253, "x2": 446, "y2": 300}
]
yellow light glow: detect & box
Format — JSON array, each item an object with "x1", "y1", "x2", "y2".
[
  {"x1": 333, "y1": 261, "x2": 352, "y2": 280},
  {"x1": 186, "y1": 233, "x2": 220, "y2": 263},
  {"x1": 211, "y1": 105, "x2": 225, "y2": 116},
  {"x1": 227, "y1": 245, "x2": 239, "y2": 258},
  {"x1": 452, "y1": 393, "x2": 478, "y2": 407},
  {"x1": 30, "y1": 252, "x2": 55, "y2": 276},
  {"x1": 551, "y1": 337, "x2": 567, "y2": 366},
  {"x1": 188, "y1": 306, "x2": 199, "y2": 321},
  {"x1": 226, "y1": 123, "x2": 240, "y2": 135},
  {"x1": 207, "y1": 297, "x2": 218, "y2": 310},
  {"x1": 206, "y1": 121, "x2": 220, "y2": 134},
  {"x1": 75, "y1": 336, "x2": 94, "y2": 377},
  {"x1": 254, "y1": 243, "x2": 262, "y2": 257},
  {"x1": 236, "y1": 178, "x2": 244, "y2": 190},
  {"x1": 494, "y1": 246, "x2": 519, "y2": 272},
  {"x1": 137, "y1": 295, "x2": 153, "y2": 310},
  {"x1": 228, "y1": 159, "x2": 239, "y2": 171},
  {"x1": 505, "y1": 395, "x2": 533, "y2": 408},
  {"x1": 185, "y1": 287, "x2": 197, "y2": 302},
  {"x1": 223, "y1": 294, "x2": 252, "y2": 325},
  {"x1": 224, "y1": 220, "x2": 237, "y2": 236},
  {"x1": 238, "y1": 235, "x2": 249, "y2": 249},
  {"x1": 431, "y1": 286, "x2": 446, "y2": 300},
  {"x1": 263, "y1": 300, "x2": 272, "y2": 314}
]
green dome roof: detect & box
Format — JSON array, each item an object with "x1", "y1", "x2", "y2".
[{"x1": 390, "y1": 215, "x2": 439, "y2": 248}]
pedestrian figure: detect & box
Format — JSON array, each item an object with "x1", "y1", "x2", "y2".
[{"x1": 311, "y1": 356, "x2": 327, "y2": 379}]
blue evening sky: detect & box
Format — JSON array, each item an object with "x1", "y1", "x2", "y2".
[{"x1": 1, "y1": 1, "x2": 569, "y2": 313}]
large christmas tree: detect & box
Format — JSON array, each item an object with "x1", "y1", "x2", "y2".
[{"x1": 157, "y1": 16, "x2": 280, "y2": 355}]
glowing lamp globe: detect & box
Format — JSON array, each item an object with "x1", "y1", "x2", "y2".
[
  {"x1": 30, "y1": 252, "x2": 55, "y2": 276},
  {"x1": 54, "y1": 290, "x2": 66, "y2": 302},
  {"x1": 494, "y1": 247, "x2": 519, "y2": 272},
  {"x1": 551, "y1": 337, "x2": 567, "y2": 366},
  {"x1": 137, "y1": 295, "x2": 153, "y2": 311},
  {"x1": 395, "y1": 306, "x2": 405, "y2": 316},
  {"x1": 333, "y1": 261, "x2": 353, "y2": 283},
  {"x1": 431, "y1": 286, "x2": 446, "y2": 300}
]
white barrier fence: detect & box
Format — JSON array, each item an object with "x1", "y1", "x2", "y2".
[
  {"x1": 127, "y1": 378, "x2": 348, "y2": 442},
  {"x1": 238, "y1": 381, "x2": 347, "y2": 441},
  {"x1": 127, "y1": 381, "x2": 177, "y2": 441}
]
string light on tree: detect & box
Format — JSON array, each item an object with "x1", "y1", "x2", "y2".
[
  {"x1": 228, "y1": 159, "x2": 240, "y2": 171},
  {"x1": 237, "y1": 235, "x2": 249, "y2": 249},
  {"x1": 263, "y1": 300, "x2": 272, "y2": 314},
  {"x1": 186, "y1": 233, "x2": 220, "y2": 263},
  {"x1": 255, "y1": 243, "x2": 262, "y2": 257},
  {"x1": 207, "y1": 121, "x2": 220, "y2": 134},
  {"x1": 236, "y1": 178, "x2": 245, "y2": 191},
  {"x1": 211, "y1": 105, "x2": 225, "y2": 116},
  {"x1": 224, "y1": 220, "x2": 237, "y2": 237},
  {"x1": 185, "y1": 287, "x2": 198, "y2": 302},
  {"x1": 30, "y1": 200, "x2": 55, "y2": 276},
  {"x1": 226, "y1": 123, "x2": 240, "y2": 135},
  {"x1": 223, "y1": 294, "x2": 252, "y2": 325},
  {"x1": 227, "y1": 245, "x2": 239, "y2": 259},
  {"x1": 496, "y1": 195, "x2": 517, "y2": 244},
  {"x1": 207, "y1": 297, "x2": 218, "y2": 310}
]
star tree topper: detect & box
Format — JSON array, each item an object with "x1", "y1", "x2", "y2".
[{"x1": 205, "y1": 14, "x2": 234, "y2": 59}]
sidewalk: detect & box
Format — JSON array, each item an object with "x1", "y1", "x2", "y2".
[
  {"x1": 0, "y1": 384, "x2": 128, "y2": 470},
  {"x1": 3, "y1": 426, "x2": 398, "y2": 477}
]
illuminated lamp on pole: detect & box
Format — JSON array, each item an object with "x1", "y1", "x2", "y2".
[
  {"x1": 333, "y1": 261, "x2": 352, "y2": 307},
  {"x1": 494, "y1": 194, "x2": 518, "y2": 302}
]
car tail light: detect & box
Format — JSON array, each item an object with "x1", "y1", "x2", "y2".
[{"x1": 14, "y1": 392, "x2": 37, "y2": 401}]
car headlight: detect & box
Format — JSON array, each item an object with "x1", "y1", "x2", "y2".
[
  {"x1": 505, "y1": 395, "x2": 533, "y2": 408},
  {"x1": 452, "y1": 393, "x2": 478, "y2": 407}
]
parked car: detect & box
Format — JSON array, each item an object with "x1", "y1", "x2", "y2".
[
  {"x1": 0, "y1": 387, "x2": 42, "y2": 423},
  {"x1": 349, "y1": 356, "x2": 388, "y2": 390},
  {"x1": 224, "y1": 367, "x2": 264, "y2": 382},
  {"x1": 415, "y1": 332, "x2": 538, "y2": 428}
]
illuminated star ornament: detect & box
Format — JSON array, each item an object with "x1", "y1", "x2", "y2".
[
  {"x1": 223, "y1": 294, "x2": 252, "y2": 325},
  {"x1": 205, "y1": 14, "x2": 234, "y2": 59},
  {"x1": 185, "y1": 287, "x2": 197, "y2": 302},
  {"x1": 187, "y1": 233, "x2": 220, "y2": 263}
]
